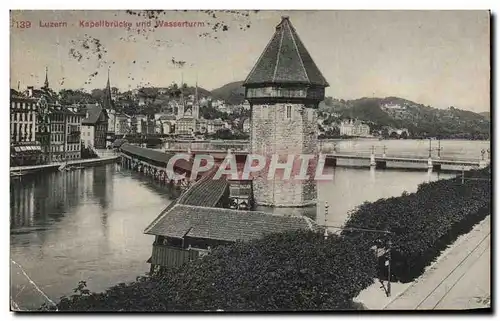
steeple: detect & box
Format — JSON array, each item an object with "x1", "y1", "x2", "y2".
[
  {"x1": 102, "y1": 67, "x2": 114, "y2": 110},
  {"x1": 244, "y1": 16, "x2": 329, "y2": 87},
  {"x1": 43, "y1": 66, "x2": 49, "y2": 89}
]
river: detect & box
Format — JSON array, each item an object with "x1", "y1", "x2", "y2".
[{"x1": 10, "y1": 139, "x2": 490, "y2": 310}]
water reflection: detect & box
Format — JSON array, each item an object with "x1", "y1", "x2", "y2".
[{"x1": 10, "y1": 164, "x2": 177, "y2": 310}]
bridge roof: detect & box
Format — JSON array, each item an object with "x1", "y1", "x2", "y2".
[
  {"x1": 144, "y1": 204, "x2": 316, "y2": 242},
  {"x1": 120, "y1": 143, "x2": 192, "y2": 172}
]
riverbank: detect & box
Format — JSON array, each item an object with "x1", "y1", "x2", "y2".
[{"x1": 10, "y1": 156, "x2": 119, "y2": 175}]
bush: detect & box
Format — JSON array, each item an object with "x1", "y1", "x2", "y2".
[
  {"x1": 342, "y1": 166, "x2": 491, "y2": 282},
  {"x1": 41, "y1": 231, "x2": 376, "y2": 312}
]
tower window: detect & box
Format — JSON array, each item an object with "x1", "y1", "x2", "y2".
[{"x1": 286, "y1": 105, "x2": 292, "y2": 119}]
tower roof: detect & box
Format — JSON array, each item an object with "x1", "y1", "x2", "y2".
[{"x1": 244, "y1": 16, "x2": 329, "y2": 87}]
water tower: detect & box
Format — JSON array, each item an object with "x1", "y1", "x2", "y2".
[{"x1": 243, "y1": 16, "x2": 329, "y2": 207}]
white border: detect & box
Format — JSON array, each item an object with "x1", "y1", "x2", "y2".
[{"x1": 2, "y1": 1, "x2": 498, "y2": 321}]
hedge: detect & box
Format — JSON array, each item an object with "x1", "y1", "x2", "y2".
[
  {"x1": 342, "y1": 166, "x2": 491, "y2": 282},
  {"x1": 40, "y1": 231, "x2": 376, "y2": 312}
]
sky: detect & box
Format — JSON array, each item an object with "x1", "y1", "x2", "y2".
[{"x1": 10, "y1": 10, "x2": 490, "y2": 112}]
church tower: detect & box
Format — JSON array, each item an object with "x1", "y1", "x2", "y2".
[
  {"x1": 43, "y1": 67, "x2": 49, "y2": 89},
  {"x1": 243, "y1": 16, "x2": 329, "y2": 207},
  {"x1": 102, "y1": 68, "x2": 114, "y2": 110}
]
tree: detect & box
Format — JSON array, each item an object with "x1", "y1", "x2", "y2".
[
  {"x1": 91, "y1": 89, "x2": 105, "y2": 102},
  {"x1": 59, "y1": 89, "x2": 95, "y2": 105}
]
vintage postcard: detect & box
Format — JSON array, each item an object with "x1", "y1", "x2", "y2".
[{"x1": 10, "y1": 9, "x2": 491, "y2": 312}]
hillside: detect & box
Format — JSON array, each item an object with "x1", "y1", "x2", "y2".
[
  {"x1": 211, "y1": 81, "x2": 245, "y2": 105},
  {"x1": 480, "y1": 112, "x2": 490, "y2": 120},
  {"x1": 319, "y1": 96, "x2": 490, "y2": 139}
]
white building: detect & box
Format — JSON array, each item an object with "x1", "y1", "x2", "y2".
[{"x1": 339, "y1": 120, "x2": 370, "y2": 137}]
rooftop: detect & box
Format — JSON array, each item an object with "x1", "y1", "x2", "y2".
[
  {"x1": 82, "y1": 104, "x2": 108, "y2": 125},
  {"x1": 120, "y1": 143, "x2": 193, "y2": 172},
  {"x1": 144, "y1": 204, "x2": 316, "y2": 242},
  {"x1": 244, "y1": 16, "x2": 329, "y2": 87},
  {"x1": 176, "y1": 168, "x2": 229, "y2": 207}
]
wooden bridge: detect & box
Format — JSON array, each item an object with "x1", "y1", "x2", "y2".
[{"x1": 119, "y1": 143, "x2": 198, "y2": 190}]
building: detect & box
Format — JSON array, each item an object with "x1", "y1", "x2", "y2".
[
  {"x1": 176, "y1": 117, "x2": 198, "y2": 135},
  {"x1": 64, "y1": 107, "x2": 85, "y2": 160},
  {"x1": 107, "y1": 109, "x2": 131, "y2": 136},
  {"x1": 156, "y1": 115, "x2": 176, "y2": 135},
  {"x1": 143, "y1": 170, "x2": 316, "y2": 270},
  {"x1": 10, "y1": 94, "x2": 43, "y2": 166},
  {"x1": 48, "y1": 106, "x2": 66, "y2": 162},
  {"x1": 175, "y1": 84, "x2": 201, "y2": 135},
  {"x1": 243, "y1": 16, "x2": 329, "y2": 207},
  {"x1": 133, "y1": 114, "x2": 156, "y2": 135},
  {"x1": 339, "y1": 120, "x2": 370, "y2": 137},
  {"x1": 206, "y1": 119, "x2": 225, "y2": 134},
  {"x1": 81, "y1": 104, "x2": 109, "y2": 149}
]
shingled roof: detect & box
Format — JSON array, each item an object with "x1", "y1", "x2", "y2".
[
  {"x1": 144, "y1": 204, "x2": 316, "y2": 242},
  {"x1": 244, "y1": 16, "x2": 329, "y2": 87}
]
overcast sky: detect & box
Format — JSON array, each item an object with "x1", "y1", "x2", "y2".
[{"x1": 10, "y1": 10, "x2": 490, "y2": 112}]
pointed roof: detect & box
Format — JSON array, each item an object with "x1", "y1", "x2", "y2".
[
  {"x1": 102, "y1": 68, "x2": 114, "y2": 109},
  {"x1": 82, "y1": 104, "x2": 109, "y2": 125},
  {"x1": 43, "y1": 67, "x2": 49, "y2": 89},
  {"x1": 244, "y1": 16, "x2": 329, "y2": 87}
]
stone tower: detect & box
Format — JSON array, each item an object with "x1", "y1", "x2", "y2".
[{"x1": 243, "y1": 16, "x2": 329, "y2": 207}]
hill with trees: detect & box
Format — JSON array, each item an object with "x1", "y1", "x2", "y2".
[
  {"x1": 211, "y1": 81, "x2": 245, "y2": 105},
  {"x1": 319, "y1": 96, "x2": 490, "y2": 139}
]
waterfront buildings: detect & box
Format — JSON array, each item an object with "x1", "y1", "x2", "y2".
[
  {"x1": 64, "y1": 107, "x2": 85, "y2": 160},
  {"x1": 10, "y1": 93, "x2": 42, "y2": 166},
  {"x1": 46, "y1": 105, "x2": 85, "y2": 161},
  {"x1": 81, "y1": 104, "x2": 109, "y2": 149}
]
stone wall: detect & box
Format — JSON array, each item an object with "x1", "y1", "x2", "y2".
[{"x1": 251, "y1": 103, "x2": 318, "y2": 207}]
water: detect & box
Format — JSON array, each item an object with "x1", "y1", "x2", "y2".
[
  {"x1": 10, "y1": 164, "x2": 177, "y2": 310},
  {"x1": 257, "y1": 167, "x2": 456, "y2": 226},
  {"x1": 10, "y1": 139, "x2": 488, "y2": 310}
]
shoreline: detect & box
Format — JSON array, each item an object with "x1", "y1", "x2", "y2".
[{"x1": 10, "y1": 156, "x2": 119, "y2": 176}]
